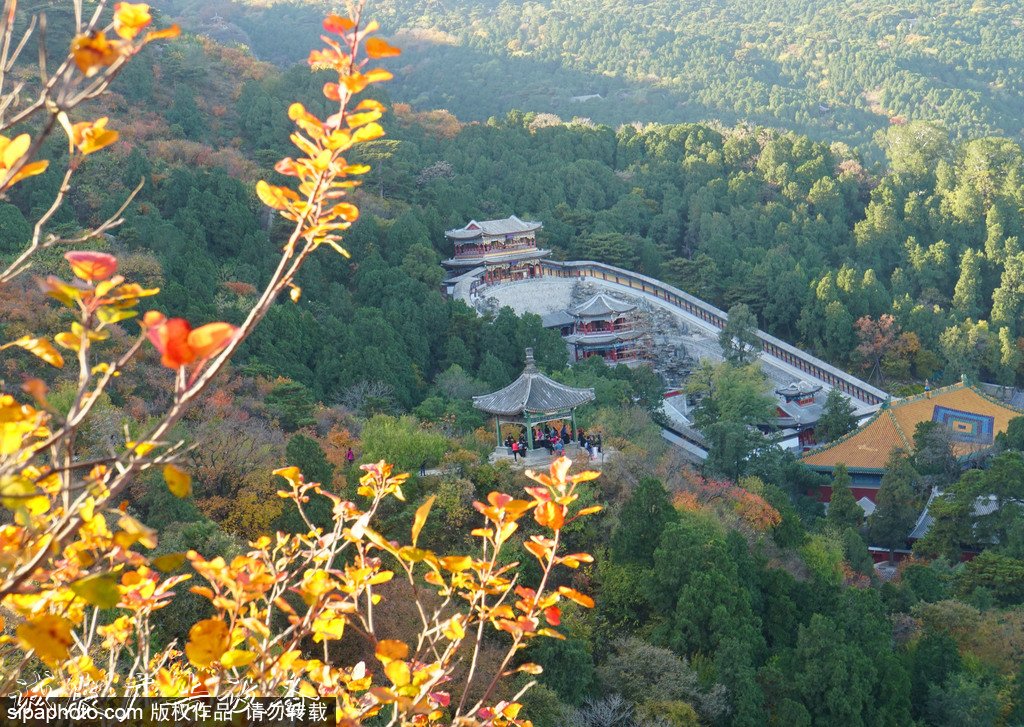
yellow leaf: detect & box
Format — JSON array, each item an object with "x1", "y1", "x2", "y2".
[
  {"x1": 221, "y1": 649, "x2": 257, "y2": 669},
  {"x1": 365, "y1": 37, "x2": 401, "y2": 59},
  {"x1": 113, "y1": 3, "x2": 152, "y2": 40},
  {"x1": 70, "y1": 574, "x2": 120, "y2": 609},
  {"x1": 115, "y1": 514, "x2": 157, "y2": 549},
  {"x1": 151, "y1": 552, "x2": 187, "y2": 572},
  {"x1": 516, "y1": 663, "x2": 544, "y2": 675},
  {"x1": 364, "y1": 68, "x2": 393, "y2": 85},
  {"x1": 54, "y1": 331, "x2": 81, "y2": 351},
  {"x1": 1, "y1": 133, "x2": 30, "y2": 168},
  {"x1": 5, "y1": 336, "x2": 64, "y2": 368},
  {"x1": 6, "y1": 159, "x2": 48, "y2": 188},
  {"x1": 439, "y1": 555, "x2": 473, "y2": 572},
  {"x1": 255, "y1": 180, "x2": 298, "y2": 210},
  {"x1": 443, "y1": 616, "x2": 465, "y2": 641},
  {"x1": 352, "y1": 122, "x2": 385, "y2": 143},
  {"x1": 411, "y1": 495, "x2": 435, "y2": 547},
  {"x1": 163, "y1": 464, "x2": 191, "y2": 498},
  {"x1": 273, "y1": 466, "x2": 302, "y2": 487},
  {"x1": 184, "y1": 618, "x2": 229, "y2": 668},
  {"x1": 17, "y1": 615, "x2": 74, "y2": 665},
  {"x1": 384, "y1": 660, "x2": 411, "y2": 687},
  {"x1": 289, "y1": 284, "x2": 301, "y2": 303}
]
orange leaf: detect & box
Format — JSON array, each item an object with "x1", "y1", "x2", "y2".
[
  {"x1": 544, "y1": 606, "x2": 561, "y2": 626},
  {"x1": 186, "y1": 321, "x2": 237, "y2": 359},
  {"x1": 17, "y1": 615, "x2": 74, "y2": 666},
  {"x1": 365, "y1": 37, "x2": 401, "y2": 59},
  {"x1": 71, "y1": 117, "x2": 119, "y2": 155},
  {"x1": 143, "y1": 313, "x2": 194, "y2": 369},
  {"x1": 557, "y1": 586, "x2": 595, "y2": 609},
  {"x1": 142, "y1": 24, "x2": 180, "y2": 43},
  {"x1": 323, "y1": 14, "x2": 355, "y2": 34},
  {"x1": 375, "y1": 639, "x2": 409, "y2": 664},
  {"x1": 71, "y1": 32, "x2": 122, "y2": 76},
  {"x1": 322, "y1": 82, "x2": 340, "y2": 101},
  {"x1": 535, "y1": 501, "x2": 565, "y2": 530},
  {"x1": 66, "y1": 251, "x2": 118, "y2": 282}
]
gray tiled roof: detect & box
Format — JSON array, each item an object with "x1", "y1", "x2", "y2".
[
  {"x1": 565, "y1": 330, "x2": 643, "y2": 345},
  {"x1": 541, "y1": 310, "x2": 576, "y2": 329},
  {"x1": 776, "y1": 380, "x2": 824, "y2": 398},
  {"x1": 446, "y1": 215, "x2": 543, "y2": 240},
  {"x1": 573, "y1": 293, "x2": 635, "y2": 319},
  {"x1": 473, "y1": 348, "x2": 595, "y2": 416}
]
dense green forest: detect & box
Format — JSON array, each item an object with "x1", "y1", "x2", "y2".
[
  {"x1": 3, "y1": 13, "x2": 1024, "y2": 725},
  {"x1": 160, "y1": 0, "x2": 1024, "y2": 155}
]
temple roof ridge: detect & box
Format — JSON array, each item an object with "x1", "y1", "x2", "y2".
[
  {"x1": 572, "y1": 292, "x2": 636, "y2": 318},
  {"x1": 472, "y1": 348, "x2": 596, "y2": 416},
  {"x1": 446, "y1": 215, "x2": 543, "y2": 240}
]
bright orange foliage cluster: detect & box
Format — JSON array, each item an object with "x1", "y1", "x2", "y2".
[{"x1": 673, "y1": 477, "x2": 781, "y2": 532}]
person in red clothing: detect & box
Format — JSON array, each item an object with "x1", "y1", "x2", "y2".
[
  {"x1": 511, "y1": 439, "x2": 519, "y2": 461},
  {"x1": 345, "y1": 447, "x2": 355, "y2": 466}
]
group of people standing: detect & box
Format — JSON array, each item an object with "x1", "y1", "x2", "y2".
[{"x1": 504, "y1": 424, "x2": 602, "y2": 462}]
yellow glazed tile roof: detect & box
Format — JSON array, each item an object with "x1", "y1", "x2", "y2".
[{"x1": 802, "y1": 383, "x2": 1023, "y2": 471}]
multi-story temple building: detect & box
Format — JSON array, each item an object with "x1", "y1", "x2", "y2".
[
  {"x1": 564, "y1": 293, "x2": 648, "y2": 365},
  {"x1": 441, "y1": 215, "x2": 549, "y2": 285}
]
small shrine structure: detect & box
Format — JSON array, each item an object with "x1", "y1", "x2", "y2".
[
  {"x1": 441, "y1": 215, "x2": 549, "y2": 284},
  {"x1": 472, "y1": 348, "x2": 595, "y2": 455},
  {"x1": 774, "y1": 381, "x2": 825, "y2": 449},
  {"x1": 564, "y1": 293, "x2": 647, "y2": 364}
]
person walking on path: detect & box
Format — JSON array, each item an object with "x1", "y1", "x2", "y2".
[
  {"x1": 511, "y1": 439, "x2": 519, "y2": 462},
  {"x1": 345, "y1": 447, "x2": 355, "y2": 466}
]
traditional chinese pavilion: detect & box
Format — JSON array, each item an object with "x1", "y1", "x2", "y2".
[
  {"x1": 803, "y1": 381, "x2": 1023, "y2": 503},
  {"x1": 473, "y1": 348, "x2": 595, "y2": 455},
  {"x1": 565, "y1": 293, "x2": 647, "y2": 364},
  {"x1": 441, "y1": 215, "x2": 549, "y2": 284},
  {"x1": 774, "y1": 381, "x2": 825, "y2": 449}
]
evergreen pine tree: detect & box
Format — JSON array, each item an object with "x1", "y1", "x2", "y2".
[
  {"x1": 867, "y1": 451, "x2": 922, "y2": 563},
  {"x1": 815, "y1": 388, "x2": 856, "y2": 444},
  {"x1": 719, "y1": 303, "x2": 760, "y2": 365},
  {"x1": 827, "y1": 464, "x2": 864, "y2": 530},
  {"x1": 610, "y1": 477, "x2": 677, "y2": 565}
]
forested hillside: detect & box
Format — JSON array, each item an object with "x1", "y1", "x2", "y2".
[
  {"x1": 3, "y1": 6, "x2": 1024, "y2": 725},
  {"x1": 5, "y1": 26, "x2": 1023, "y2": 427},
  {"x1": 160, "y1": 0, "x2": 1024, "y2": 154}
]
